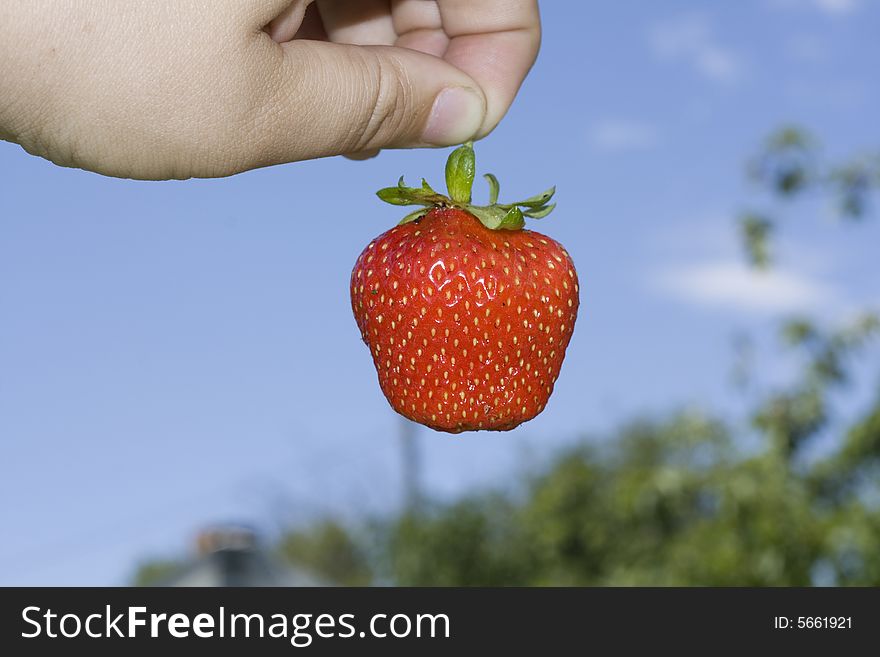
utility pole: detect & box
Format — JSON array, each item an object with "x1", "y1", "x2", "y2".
[{"x1": 399, "y1": 416, "x2": 422, "y2": 512}]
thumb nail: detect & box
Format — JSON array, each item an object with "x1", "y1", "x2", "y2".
[{"x1": 422, "y1": 87, "x2": 485, "y2": 146}]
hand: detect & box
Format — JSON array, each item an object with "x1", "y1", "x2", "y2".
[{"x1": 0, "y1": 1, "x2": 541, "y2": 180}]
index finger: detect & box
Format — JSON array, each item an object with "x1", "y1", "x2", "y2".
[{"x1": 437, "y1": 0, "x2": 541, "y2": 137}]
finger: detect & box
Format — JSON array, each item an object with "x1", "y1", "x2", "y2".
[
  {"x1": 436, "y1": 0, "x2": 541, "y2": 137},
  {"x1": 248, "y1": 0, "x2": 308, "y2": 28},
  {"x1": 261, "y1": 40, "x2": 487, "y2": 159},
  {"x1": 265, "y1": 1, "x2": 311, "y2": 42},
  {"x1": 344, "y1": 148, "x2": 382, "y2": 161},
  {"x1": 294, "y1": 3, "x2": 328, "y2": 40},
  {"x1": 315, "y1": 0, "x2": 397, "y2": 45},
  {"x1": 391, "y1": 0, "x2": 450, "y2": 57},
  {"x1": 259, "y1": 1, "x2": 330, "y2": 42}
]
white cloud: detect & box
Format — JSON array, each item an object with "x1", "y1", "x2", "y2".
[
  {"x1": 814, "y1": 0, "x2": 859, "y2": 14},
  {"x1": 768, "y1": 0, "x2": 860, "y2": 15},
  {"x1": 648, "y1": 15, "x2": 744, "y2": 83},
  {"x1": 694, "y1": 46, "x2": 741, "y2": 81},
  {"x1": 588, "y1": 119, "x2": 659, "y2": 152},
  {"x1": 652, "y1": 260, "x2": 838, "y2": 314}
]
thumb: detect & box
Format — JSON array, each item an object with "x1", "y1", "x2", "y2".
[{"x1": 267, "y1": 41, "x2": 487, "y2": 159}]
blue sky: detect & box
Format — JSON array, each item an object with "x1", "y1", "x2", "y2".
[{"x1": 1, "y1": 1, "x2": 879, "y2": 585}]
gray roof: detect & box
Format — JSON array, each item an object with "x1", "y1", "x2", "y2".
[
  {"x1": 154, "y1": 526, "x2": 333, "y2": 587},
  {"x1": 159, "y1": 547, "x2": 332, "y2": 587}
]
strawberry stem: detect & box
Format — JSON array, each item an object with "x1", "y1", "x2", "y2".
[
  {"x1": 376, "y1": 142, "x2": 557, "y2": 231},
  {"x1": 445, "y1": 141, "x2": 476, "y2": 204}
]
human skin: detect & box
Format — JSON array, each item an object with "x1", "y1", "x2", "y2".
[{"x1": 0, "y1": 0, "x2": 541, "y2": 180}]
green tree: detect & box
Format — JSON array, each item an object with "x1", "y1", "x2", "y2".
[
  {"x1": 277, "y1": 520, "x2": 373, "y2": 586},
  {"x1": 131, "y1": 559, "x2": 182, "y2": 587},
  {"x1": 739, "y1": 126, "x2": 880, "y2": 267}
]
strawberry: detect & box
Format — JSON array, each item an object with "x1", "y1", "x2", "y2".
[{"x1": 351, "y1": 143, "x2": 579, "y2": 433}]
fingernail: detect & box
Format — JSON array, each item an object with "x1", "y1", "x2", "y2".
[{"x1": 422, "y1": 87, "x2": 485, "y2": 146}]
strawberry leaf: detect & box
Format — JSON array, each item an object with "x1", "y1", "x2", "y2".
[
  {"x1": 507, "y1": 186, "x2": 556, "y2": 209},
  {"x1": 377, "y1": 186, "x2": 419, "y2": 205},
  {"x1": 523, "y1": 203, "x2": 556, "y2": 219},
  {"x1": 377, "y1": 143, "x2": 558, "y2": 231},
  {"x1": 378, "y1": 177, "x2": 446, "y2": 206},
  {"x1": 497, "y1": 206, "x2": 525, "y2": 230},
  {"x1": 398, "y1": 208, "x2": 430, "y2": 225},
  {"x1": 469, "y1": 205, "x2": 525, "y2": 231},
  {"x1": 484, "y1": 173, "x2": 500, "y2": 205}
]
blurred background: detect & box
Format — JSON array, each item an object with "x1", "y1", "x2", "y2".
[{"x1": 2, "y1": 1, "x2": 879, "y2": 586}]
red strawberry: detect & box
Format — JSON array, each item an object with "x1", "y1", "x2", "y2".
[{"x1": 351, "y1": 143, "x2": 579, "y2": 433}]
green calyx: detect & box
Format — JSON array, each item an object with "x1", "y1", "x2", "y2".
[{"x1": 376, "y1": 142, "x2": 556, "y2": 231}]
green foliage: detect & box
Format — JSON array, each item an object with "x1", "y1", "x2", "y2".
[
  {"x1": 385, "y1": 496, "x2": 535, "y2": 586},
  {"x1": 751, "y1": 314, "x2": 879, "y2": 457},
  {"x1": 748, "y1": 125, "x2": 816, "y2": 197},
  {"x1": 739, "y1": 126, "x2": 880, "y2": 266},
  {"x1": 131, "y1": 559, "x2": 182, "y2": 587},
  {"x1": 374, "y1": 401, "x2": 878, "y2": 585},
  {"x1": 264, "y1": 408, "x2": 878, "y2": 587},
  {"x1": 739, "y1": 213, "x2": 774, "y2": 269},
  {"x1": 277, "y1": 520, "x2": 373, "y2": 586}
]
